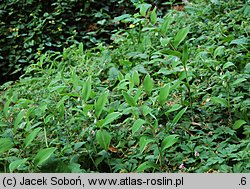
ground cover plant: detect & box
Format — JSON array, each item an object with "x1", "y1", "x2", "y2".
[{"x1": 0, "y1": 0, "x2": 249, "y2": 173}]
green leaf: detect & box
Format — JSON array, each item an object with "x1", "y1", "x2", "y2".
[
  {"x1": 123, "y1": 91, "x2": 136, "y2": 107},
  {"x1": 82, "y1": 77, "x2": 92, "y2": 102},
  {"x1": 182, "y1": 43, "x2": 188, "y2": 66},
  {"x1": 161, "y1": 135, "x2": 179, "y2": 152},
  {"x1": 78, "y1": 42, "x2": 83, "y2": 54},
  {"x1": 158, "y1": 83, "x2": 170, "y2": 105},
  {"x1": 0, "y1": 121, "x2": 8, "y2": 127},
  {"x1": 24, "y1": 127, "x2": 42, "y2": 148},
  {"x1": 223, "y1": 62, "x2": 235, "y2": 69},
  {"x1": 114, "y1": 14, "x2": 131, "y2": 22},
  {"x1": 213, "y1": 46, "x2": 225, "y2": 58},
  {"x1": 137, "y1": 161, "x2": 159, "y2": 172},
  {"x1": 139, "y1": 4, "x2": 152, "y2": 17},
  {"x1": 230, "y1": 38, "x2": 248, "y2": 45},
  {"x1": 34, "y1": 147, "x2": 57, "y2": 166},
  {"x1": 14, "y1": 110, "x2": 25, "y2": 132},
  {"x1": 132, "y1": 71, "x2": 140, "y2": 86},
  {"x1": 132, "y1": 119, "x2": 146, "y2": 134},
  {"x1": 150, "y1": 7, "x2": 157, "y2": 24},
  {"x1": 172, "y1": 107, "x2": 187, "y2": 125},
  {"x1": 102, "y1": 112, "x2": 121, "y2": 128},
  {"x1": 173, "y1": 27, "x2": 189, "y2": 48},
  {"x1": 233, "y1": 120, "x2": 247, "y2": 130},
  {"x1": 143, "y1": 74, "x2": 154, "y2": 95},
  {"x1": 9, "y1": 158, "x2": 28, "y2": 173},
  {"x1": 95, "y1": 92, "x2": 109, "y2": 118},
  {"x1": 0, "y1": 138, "x2": 13, "y2": 154},
  {"x1": 139, "y1": 136, "x2": 155, "y2": 153},
  {"x1": 96, "y1": 130, "x2": 111, "y2": 151},
  {"x1": 161, "y1": 49, "x2": 182, "y2": 57},
  {"x1": 211, "y1": 97, "x2": 229, "y2": 107},
  {"x1": 3, "y1": 99, "x2": 11, "y2": 118},
  {"x1": 160, "y1": 14, "x2": 172, "y2": 36},
  {"x1": 232, "y1": 78, "x2": 246, "y2": 86},
  {"x1": 166, "y1": 104, "x2": 182, "y2": 114}
]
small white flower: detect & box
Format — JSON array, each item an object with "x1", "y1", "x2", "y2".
[
  {"x1": 194, "y1": 151, "x2": 200, "y2": 157},
  {"x1": 87, "y1": 111, "x2": 92, "y2": 117},
  {"x1": 179, "y1": 163, "x2": 185, "y2": 169}
]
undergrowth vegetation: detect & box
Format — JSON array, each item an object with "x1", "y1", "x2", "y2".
[{"x1": 0, "y1": 0, "x2": 249, "y2": 173}]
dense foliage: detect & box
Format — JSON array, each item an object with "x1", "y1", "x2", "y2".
[
  {"x1": 0, "y1": 0, "x2": 249, "y2": 173},
  {"x1": 0, "y1": 0, "x2": 139, "y2": 83}
]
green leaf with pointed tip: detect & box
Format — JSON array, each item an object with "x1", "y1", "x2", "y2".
[
  {"x1": 139, "y1": 136, "x2": 155, "y2": 153},
  {"x1": 143, "y1": 74, "x2": 154, "y2": 95},
  {"x1": 3, "y1": 99, "x2": 11, "y2": 118},
  {"x1": 172, "y1": 107, "x2": 187, "y2": 125},
  {"x1": 150, "y1": 7, "x2": 157, "y2": 24},
  {"x1": 101, "y1": 112, "x2": 121, "y2": 128},
  {"x1": 223, "y1": 62, "x2": 235, "y2": 69},
  {"x1": 132, "y1": 119, "x2": 146, "y2": 134},
  {"x1": 232, "y1": 78, "x2": 246, "y2": 86},
  {"x1": 158, "y1": 84, "x2": 170, "y2": 105},
  {"x1": 9, "y1": 158, "x2": 28, "y2": 173},
  {"x1": 161, "y1": 135, "x2": 179, "y2": 152},
  {"x1": 132, "y1": 71, "x2": 140, "y2": 86},
  {"x1": 82, "y1": 76, "x2": 92, "y2": 102},
  {"x1": 182, "y1": 43, "x2": 188, "y2": 66},
  {"x1": 34, "y1": 147, "x2": 57, "y2": 166},
  {"x1": 139, "y1": 4, "x2": 152, "y2": 17},
  {"x1": 211, "y1": 97, "x2": 229, "y2": 107},
  {"x1": 14, "y1": 110, "x2": 25, "y2": 132},
  {"x1": 137, "y1": 161, "x2": 159, "y2": 172},
  {"x1": 166, "y1": 104, "x2": 182, "y2": 114},
  {"x1": 96, "y1": 130, "x2": 111, "y2": 151},
  {"x1": 233, "y1": 120, "x2": 247, "y2": 130},
  {"x1": 160, "y1": 14, "x2": 172, "y2": 36},
  {"x1": 173, "y1": 27, "x2": 189, "y2": 48},
  {"x1": 24, "y1": 127, "x2": 42, "y2": 148},
  {"x1": 0, "y1": 138, "x2": 13, "y2": 154},
  {"x1": 123, "y1": 91, "x2": 136, "y2": 107},
  {"x1": 95, "y1": 92, "x2": 108, "y2": 118}
]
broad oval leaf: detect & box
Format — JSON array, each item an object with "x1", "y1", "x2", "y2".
[
  {"x1": 123, "y1": 91, "x2": 136, "y2": 107},
  {"x1": 232, "y1": 78, "x2": 246, "y2": 86},
  {"x1": 161, "y1": 135, "x2": 179, "y2": 152},
  {"x1": 0, "y1": 138, "x2": 13, "y2": 154},
  {"x1": 143, "y1": 74, "x2": 154, "y2": 95},
  {"x1": 150, "y1": 7, "x2": 157, "y2": 24},
  {"x1": 132, "y1": 71, "x2": 140, "y2": 86},
  {"x1": 139, "y1": 4, "x2": 152, "y2": 17},
  {"x1": 173, "y1": 27, "x2": 189, "y2": 48},
  {"x1": 137, "y1": 161, "x2": 159, "y2": 172},
  {"x1": 9, "y1": 158, "x2": 28, "y2": 173},
  {"x1": 34, "y1": 147, "x2": 57, "y2": 166},
  {"x1": 211, "y1": 97, "x2": 229, "y2": 107},
  {"x1": 95, "y1": 92, "x2": 109, "y2": 118},
  {"x1": 132, "y1": 119, "x2": 146, "y2": 134},
  {"x1": 24, "y1": 127, "x2": 42, "y2": 148},
  {"x1": 14, "y1": 109, "x2": 25, "y2": 132},
  {"x1": 223, "y1": 62, "x2": 235, "y2": 69},
  {"x1": 139, "y1": 136, "x2": 155, "y2": 153},
  {"x1": 102, "y1": 112, "x2": 121, "y2": 128},
  {"x1": 160, "y1": 14, "x2": 172, "y2": 36},
  {"x1": 233, "y1": 120, "x2": 247, "y2": 130},
  {"x1": 96, "y1": 130, "x2": 111, "y2": 151},
  {"x1": 158, "y1": 83, "x2": 170, "y2": 105}
]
